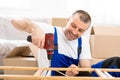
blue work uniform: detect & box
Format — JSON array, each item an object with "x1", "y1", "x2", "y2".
[
  {"x1": 92, "y1": 57, "x2": 120, "y2": 77},
  {"x1": 51, "y1": 27, "x2": 82, "y2": 76}
]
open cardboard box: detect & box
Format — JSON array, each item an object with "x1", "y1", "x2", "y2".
[
  {"x1": 90, "y1": 26, "x2": 120, "y2": 59},
  {"x1": 52, "y1": 18, "x2": 67, "y2": 27},
  {"x1": 3, "y1": 44, "x2": 38, "y2": 75},
  {"x1": 91, "y1": 58, "x2": 105, "y2": 65}
]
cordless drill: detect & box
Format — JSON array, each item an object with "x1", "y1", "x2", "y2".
[{"x1": 27, "y1": 33, "x2": 54, "y2": 60}]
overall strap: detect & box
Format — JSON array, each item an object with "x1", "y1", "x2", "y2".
[
  {"x1": 54, "y1": 27, "x2": 58, "y2": 52},
  {"x1": 77, "y1": 37, "x2": 82, "y2": 59}
]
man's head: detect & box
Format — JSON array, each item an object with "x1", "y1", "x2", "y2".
[{"x1": 64, "y1": 10, "x2": 91, "y2": 40}]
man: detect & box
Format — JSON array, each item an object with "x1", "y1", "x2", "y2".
[{"x1": 11, "y1": 10, "x2": 92, "y2": 76}]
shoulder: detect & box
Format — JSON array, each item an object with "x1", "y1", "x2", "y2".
[
  {"x1": 55, "y1": 26, "x2": 63, "y2": 30},
  {"x1": 34, "y1": 22, "x2": 54, "y2": 33},
  {"x1": 81, "y1": 36, "x2": 90, "y2": 49},
  {"x1": 81, "y1": 35, "x2": 90, "y2": 42},
  {"x1": 54, "y1": 26, "x2": 63, "y2": 34}
]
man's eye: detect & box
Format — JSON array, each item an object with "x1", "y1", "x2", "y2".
[
  {"x1": 71, "y1": 23, "x2": 76, "y2": 28},
  {"x1": 79, "y1": 29, "x2": 84, "y2": 33}
]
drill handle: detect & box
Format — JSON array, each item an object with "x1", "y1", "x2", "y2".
[{"x1": 27, "y1": 35, "x2": 32, "y2": 42}]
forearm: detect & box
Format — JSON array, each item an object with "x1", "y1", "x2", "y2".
[
  {"x1": 71, "y1": 59, "x2": 92, "y2": 76},
  {"x1": 79, "y1": 59, "x2": 91, "y2": 68},
  {"x1": 11, "y1": 18, "x2": 37, "y2": 33}
]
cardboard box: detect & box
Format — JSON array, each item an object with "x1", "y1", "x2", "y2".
[
  {"x1": 90, "y1": 26, "x2": 120, "y2": 58},
  {"x1": 4, "y1": 44, "x2": 38, "y2": 75},
  {"x1": 52, "y1": 18, "x2": 67, "y2": 27}
]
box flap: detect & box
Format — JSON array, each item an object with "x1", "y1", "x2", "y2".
[
  {"x1": 52, "y1": 18, "x2": 67, "y2": 27},
  {"x1": 91, "y1": 27, "x2": 95, "y2": 35},
  {"x1": 6, "y1": 46, "x2": 32, "y2": 58},
  {"x1": 29, "y1": 44, "x2": 38, "y2": 60},
  {"x1": 91, "y1": 26, "x2": 120, "y2": 36},
  {"x1": 6, "y1": 44, "x2": 38, "y2": 60}
]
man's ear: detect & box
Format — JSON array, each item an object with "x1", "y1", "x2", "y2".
[{"x1": 67, "y1": 18, "x2": 70, "y2": 22}]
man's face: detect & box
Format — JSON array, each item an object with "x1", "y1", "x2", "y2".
[{"x1": 64, "y1": 13, "x2": 90, "y2": 40}]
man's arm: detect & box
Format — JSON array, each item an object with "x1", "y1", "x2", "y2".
[
  {"x1": 11, "y1": 18, "x2": 34, "y2": 33},
  {"x1": 11, "y1": 18, "x2": 45, "y2": 48},
  {"x1": 77, "y1": 59, "x2": 92, "y2": 76},
  {"x1": 80, "y1": 59, "x2": 91, "y2": 68}
]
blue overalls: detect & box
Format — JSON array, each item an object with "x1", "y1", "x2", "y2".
[
  {"x1": 51, "y1": 27, "x2": 82, "y2": 76},
  {"x1": 92, "y1": 57, "x2": 120, "y2": 77}
]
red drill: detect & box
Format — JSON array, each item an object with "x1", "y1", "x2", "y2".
[{"x1": 27, "y1": 33, "x2": 54, "y2": 60}]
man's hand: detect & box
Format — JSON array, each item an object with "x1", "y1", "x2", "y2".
[
  {"x1": 66, "y1": 64, "x2": 79, "y2": 76},
  {"x1": 31, "y1": 25, "x2": 45, "y2": 48}
]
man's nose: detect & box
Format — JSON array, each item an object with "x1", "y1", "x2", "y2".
[{"x1": 72, "y1": 29, "x2": 78, "y2": 35}]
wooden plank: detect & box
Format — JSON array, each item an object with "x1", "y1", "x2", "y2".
[
  {"x1": 95, "y1": 69, "x2": 107, "y2": 77},
  {"x1": 0, "y1": 75, "x2": 120, "y2": 80},
  {"x1": 103, "y1": 71, "x2": 114, "y2": 78},
  {"x1": 1, "y1": 66, "x2": 120, "y2": 72},
  {"x1": 34, "y1": 69, "x2": 43, "y2": 76},
  {"x1": 0, "y1": 66, "x2": 38, "y2": 70},
  {"x1": 0, "y1": 66, "x2": 120, "y2": 80},
  {"x1": 54, "y1": 70, "x2": 69, "y2": 77}
]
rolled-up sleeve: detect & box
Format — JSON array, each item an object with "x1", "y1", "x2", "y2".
[{"x1": 80, "y1": 36, "x2": 92, "y2": 59}]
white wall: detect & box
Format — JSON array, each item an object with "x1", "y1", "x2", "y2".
[
  {"x1": 0, "y1": 0, "x2": 120, "y2": 25},
  {"x1": 67, "y1": 0, "x2": 120, "y2": 25},
  {"x1": 0, "y1": 0, "x2": 68, "y2": 18}
]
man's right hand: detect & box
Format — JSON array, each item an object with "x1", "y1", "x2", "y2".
[{"x1": 30, "y1": 24, "x2": 45, "y2": 48}]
